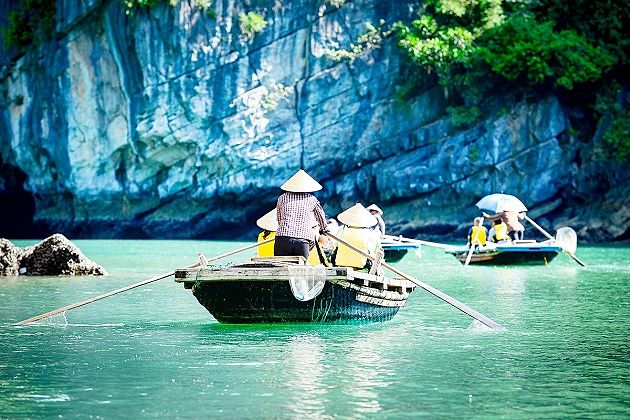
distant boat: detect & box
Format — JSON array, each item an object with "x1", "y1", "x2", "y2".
[
  {"x1": 445, "y1": 241, "x2": 563, "y2": 266},
  {"x1": 382, "y1": 239, "x2": 420, "y2": 263},
  {"x1": 175, "y1": 256, "x2": 416, "y2": 324}
]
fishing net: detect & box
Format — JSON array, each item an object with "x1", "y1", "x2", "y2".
[
  {"x1": 286, "y1": 266, "x2": 327, "y2": 301},
  {"x1": 555, "y1": 227, "x2": 577, "y2": 254}
]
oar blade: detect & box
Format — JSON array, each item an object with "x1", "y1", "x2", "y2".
[{"x1": 555, "y1": 227, "x2": 577, "y2": 254}]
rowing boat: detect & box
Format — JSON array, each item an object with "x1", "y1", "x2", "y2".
[
  {"x1": 444, "y1": 241, "x2": 563, "y2": 266},
  {"x1": 174, "y1": 256, "x2": 416, "y2": 324},
  {"x1": 382, "y1": 239, "x2": 420, "y2": 263}
]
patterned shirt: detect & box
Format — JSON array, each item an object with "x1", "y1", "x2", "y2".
[{"x1": 276, "y1": 192, "x2": 327, "y2": 240}]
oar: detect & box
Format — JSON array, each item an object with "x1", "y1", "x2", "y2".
[
  {"x1": 16, "y1": 238, "x2": 275, "y2": 325},
  {"x1": 523, "y1": 215, "x2": 585, "y2": 267},
  {"x1": 464, "y1": 227, "x2": 481, "y2": 266},
  {"x1": 383, "y1": 234, "x2": 450, "y2": 250},
  {"x1": 464, "y1": 243, "x2": 476, "y2": 266},
  {"x1": 326, "y1": 232, "x2": 506, "y2": 331}
]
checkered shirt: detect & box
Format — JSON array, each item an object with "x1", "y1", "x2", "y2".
[{"x1": 276, "y1": 192, "x2": 327, "y2": 240}]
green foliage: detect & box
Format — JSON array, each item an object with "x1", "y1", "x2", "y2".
[
  {"x1": 123, "y1": 0, "x2": 162, "y2": 11},
  {"x1": 324, "y1": 0, "x2": 346, "y2": 8},
  {"x1": 2, "y1": 0, "x2": 55, "y2": 51},
  {"x1": 601, "y1": 110, "x2": 630, "y2": 162},
  {"x1": 447, "y1": 105, "x2": 482, "y2": 128},
  {"x1": 326, "y1": 21, "x2": 390, "y2": 62},
  {"x1": 239, "y1": 12, "x2": 268, "y2": 40},
  {"x1": 394, "y1": 0, "x2": 507, "y2": 85},
  {"x1": 533, "y1": 0, "x2": 630, "y2": 65},
  {"x1": 477, "y1": 16, "x2": 615, "y2": 90}
]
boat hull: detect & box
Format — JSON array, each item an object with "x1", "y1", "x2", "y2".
[
  {"x1": 175, "y1": 258, "x2": 415, "y2": 324},
  {"x1": 382, "y1": 242, "x2": 419, "y2": 263},
  {"x1": 383, "y1": 248, "x2": 408, "y2": 263},
  {"x1": 446, "y1": 245, "x2": 562, "y2": 266},
  {"x1": 191, "y1": 280, "x2": 402, "y2": 324}
]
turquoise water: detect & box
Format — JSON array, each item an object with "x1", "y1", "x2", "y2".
[{"x1": 1, "y1": 240, "x2": 628, "y2": 418}]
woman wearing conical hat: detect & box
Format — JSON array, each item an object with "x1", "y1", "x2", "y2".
[
  {"x1": 367, "y1": 203, "x2": 386, "y2": 238},
  {"x1": 333, "y1": 203, "x2": 381, "y2": 270},
  {"x1": 274, "y1": 169, "x2": 328, "y2": 260},
  {"x1": 256, "y1": 208, "x2": 278, "y2": 257}
]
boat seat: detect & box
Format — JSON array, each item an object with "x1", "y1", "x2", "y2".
[{"x1": 250, "y1": 256, "x2": 307, "y2": 265}]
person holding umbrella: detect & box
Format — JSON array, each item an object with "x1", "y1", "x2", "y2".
[
  {"x1": 477, "y1": 193, "x2": 527, "y2": 241},
  {"x1": 482, "y1": 210, "x2": 525, "y2": 241}
]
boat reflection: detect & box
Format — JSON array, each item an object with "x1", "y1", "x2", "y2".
[{"x1": 284, "y1": 332, "x2": 329, "y2": 418}]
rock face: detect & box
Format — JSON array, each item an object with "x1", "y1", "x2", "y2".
[
  {"x1": 0, "y1": 0, "x2": 628, "y2": 241},
  {"x1": 0, "y1": 234, "x2": 106, "y2": 275},
  {"x1": 0, "y1": 238, "x2": 22, "y2": 275}
]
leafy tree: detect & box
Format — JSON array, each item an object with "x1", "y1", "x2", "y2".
[{"x1": 477, "y1": 15, "x2": 616, "y2": 90}]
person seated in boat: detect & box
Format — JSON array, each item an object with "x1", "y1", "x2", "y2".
[
  {"x1": 274, "y1": 169, "x2": 328, "y2": 260},
  {"x1": 256, "y1": 208, "x2": 278, "y2": 257},
  {"x1": 367, "y1": 204, "x2": 386, "y2": 238},
  {"x1": 332, "y1": 203, "x2": 381, "y2": 270},
  {"x1": 467, "y1": 217, "x2": 487, "y2": 248},
  {"x1": 489, "y1": 219, "x2": 510, "y2": 243},
  {"x1": 316, "y1": 218, "x2": 339, "y2": 262},
  {"x1": 482, "y1": 210, "x2": 525, "y2": 241}
]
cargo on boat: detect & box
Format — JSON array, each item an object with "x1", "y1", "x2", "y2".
[{"x1": 175, "y1": 256, "x2": 416, "y2": 324}]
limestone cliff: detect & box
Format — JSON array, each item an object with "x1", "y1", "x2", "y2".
[{"x1": 0, "y1": 0, "x2": 628, "y2": 241}]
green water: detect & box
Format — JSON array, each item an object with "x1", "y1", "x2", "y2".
[{"x1": 1, "y1": 240, "x2": 628, "y2": 418}]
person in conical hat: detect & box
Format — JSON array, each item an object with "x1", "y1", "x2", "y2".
[
  {"x1": 366, "y1": 203, "x2": 386, "y2": 238},
  {"x1": 274, "y1": 169, "x2": 328, "y2": 260},
  {"x1": 333, "y1": 203, "x2": 381, "y2": 270},
  {"x1": 256, "y1": 208, "x2": 278, "y2": 257}
]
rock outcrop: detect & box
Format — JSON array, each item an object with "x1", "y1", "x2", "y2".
[
  {"x1": 0, "y1": 238, "x2": 23, "y2": 275},
  {"x1": 0, "y1": 0, "x2": 628, "y2": 241},
  {"x1": 0, "y1": 234, "x2": 106, "y2": 275}
]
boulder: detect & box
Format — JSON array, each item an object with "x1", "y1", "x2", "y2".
[
  {"x1": 0, "y1": 238, "x2": 23, "y2": 275},
  {"x1": 18, "y1": 234, "x2": 107, "y2": 276}
]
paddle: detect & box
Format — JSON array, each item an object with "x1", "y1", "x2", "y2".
[
  {"x1": 464, "y1": 243, "x2": 476, "y2": 266},
  {"x1": 523, "y1": 215, "x2": 585, "y2": 267},
  {"x1": 383, "y1": 234, "x2": 451, "y2": 250},
  {"x1": 464, "y1": 224, "x2": 482, "y2": 266},
  {"x1": 326, "y1": 232, "x2": 506, "y2": 331},
  {"x1": 17, "y1": 238, "x2": 275, "y2": 325}
]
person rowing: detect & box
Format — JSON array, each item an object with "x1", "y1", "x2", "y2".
[{"x1": 274, "y1": 169, "x2": 328, "y2": 260}]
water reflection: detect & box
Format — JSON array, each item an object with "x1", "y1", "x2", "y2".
[
  {"x1": 342, "y1": 326, "x2": 400, "y2": 415},
  {"x1": 284, "y1": 332, "x2": 329, "y2": 418}
]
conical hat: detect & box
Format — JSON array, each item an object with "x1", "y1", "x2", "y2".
[
  {"x1": 281, "y1": 169, "x2": 322, "y2": 192},
  {"x1": 366, "y1": 204, "x2": 383, "y2": 215},
  {"x1": 256, "y1": 208, "x2": 278, "y2": 231},
  {"x1": 337, "y1": 203, "x2": 378, "y2": 228}
]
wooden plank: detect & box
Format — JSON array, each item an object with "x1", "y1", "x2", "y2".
[
  {"x1": 250, "y1": 256, "x2": 306, "y2": 264},
  {"x1": 355, "y1": 294, "x2": 406, "y2": 307},
  {"x1": 175, "y1": 266, "x2": 349, "y2": 282}
]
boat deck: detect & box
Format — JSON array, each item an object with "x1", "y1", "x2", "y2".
[{"x1": 175, "y1": 256, "x2": 416, "y2": 294}]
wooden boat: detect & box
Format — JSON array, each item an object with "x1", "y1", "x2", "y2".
[
  {"x1": 444, "y1": 240, "x2": 563, "y2": 266},
  {"x1": 382, "y1": 239, "x2": 420, "y2": 263},
  {"x1": 174, "y1": 256, "x2": 416, "y2": 324}
]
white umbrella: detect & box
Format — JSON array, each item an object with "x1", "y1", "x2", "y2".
[{"x1": 475, "y1": 193, "x2": 527, "y2": 213}]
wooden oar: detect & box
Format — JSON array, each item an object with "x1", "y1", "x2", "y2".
[
  {"x1": 464, "y1": 228, "x2": 481, "y2": 266},
  {"x1": 17, "y1": 238, "x2": 275, "y2": 325},
  {"x1": 523, "y1": 215, "x2": 585, "y2": 267},
  {"x1": 383, "y1": 234, "x2": 451, "y2": 250},
  {"x1": 326, "y1": 232, "x2": 506, "y2": 331},
  {"x1": 464, "y1": 243, "x2": 476, "y2": 266}
]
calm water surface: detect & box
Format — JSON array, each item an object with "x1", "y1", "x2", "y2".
[{"x1": 1, "y1": 240, "x2": 628, "y2": 418}]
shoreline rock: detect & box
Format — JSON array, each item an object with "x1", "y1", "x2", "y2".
[{"x1": 0, "y1": 234, "x2": 107, "y2": 276}]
